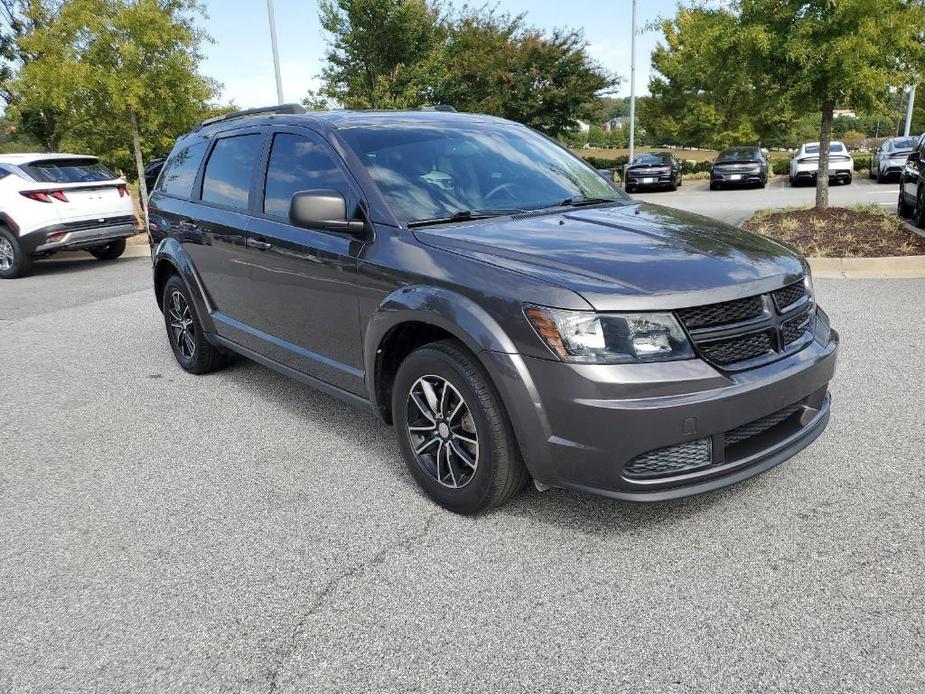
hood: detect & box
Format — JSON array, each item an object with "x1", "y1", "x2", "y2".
[{"x1": 412, "y1": 203, "x2": 806, "y2": 312}]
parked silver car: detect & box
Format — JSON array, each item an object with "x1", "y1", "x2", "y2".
[{"x1": 870, "y1": 136, "x2": 918, "y2": 183}]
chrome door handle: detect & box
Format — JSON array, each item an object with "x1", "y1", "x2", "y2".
[{"x1": 246, "y1": 238, "x2": 272, "y2": 250}]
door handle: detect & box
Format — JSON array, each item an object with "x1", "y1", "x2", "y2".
[{"x1": 246, "y1": 237, "x2": 273, "y2": 251}]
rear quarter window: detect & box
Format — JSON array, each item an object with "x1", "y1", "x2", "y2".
[
  {"x1": 158, "y1": 142, "x2": 208, "y2": 198},
  {"x1": 24, "y1": 158, "x2": 116, "y2": 183}
]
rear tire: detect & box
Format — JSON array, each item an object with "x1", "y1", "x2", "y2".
[
  {"x1": 0, "y1": 227, "x2": 31, "y2": 279},
  {"x1": 162, "y1": 274, "x2": 228, "y2": 374},
  {"x1": 709, "y1": 182, "x2": 719, "y2": 191},
  {"x1": 898, "y1": 186, "x2": 913, "y2": 217},
  {"x1": 392, "y1": 340, "x2": 528, "y2": 514},
  {"x1": 89, "y1": 238, "x2": 126, "y2": 261}
]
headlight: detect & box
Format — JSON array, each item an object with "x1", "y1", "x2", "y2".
[
  {"x1": 804, "y1": 271, "x2": 814, "y2": 303},
  {"x1": 524, "y1": 305, "x2": 694, "y2": 364}
]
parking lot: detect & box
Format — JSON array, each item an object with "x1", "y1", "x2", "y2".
[
  {"x1": 1, "y1": 252, "x2": 924, "y2": 693},
  {"x1": 632, "y1": 175, "x2": 901, "y2": 225}
]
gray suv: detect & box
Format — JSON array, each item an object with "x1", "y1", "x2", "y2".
[{"x1": 147, "y1": 105, "x2": 838, "y2": 514}]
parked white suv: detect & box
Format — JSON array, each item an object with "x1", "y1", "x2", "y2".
[
  {"x1": 789, "y1": 141, "x2": 853, "y2": 187},
  {"x1": 0, "y1": 153, "x2": 137, "y2": 278}
]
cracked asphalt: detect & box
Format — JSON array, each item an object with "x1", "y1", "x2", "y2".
[{"x1": 1, "y1": 254, "x2": 924, "y2": 693}]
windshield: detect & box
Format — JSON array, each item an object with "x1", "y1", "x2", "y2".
[
  {"x1": 339, "y1": 122, "x2": 627, "y2": 224},
  {"x1": 631, "y1": 153, "x2": 671, "y2": 165},
  {"x1": 24, "y1": 158, "x2": 117, "y2": 183},
  {"x1": 717, "y1": 148, "x2": 759, "y2": 162},
  {"x1": 893, "y1": 137, "x2": 917, "y2": 150}
]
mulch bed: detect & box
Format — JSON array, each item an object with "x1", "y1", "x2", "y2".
[{"x1": 743, "y1": 207, "x2": 925, "y2": 257}]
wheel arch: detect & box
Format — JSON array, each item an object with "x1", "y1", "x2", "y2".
[
  {"x1": 152, "y1": 238, "x2": 216, "y2": 334},
  {"x1": 364, "y1": 285, "x2": 520, "y2": 424}
]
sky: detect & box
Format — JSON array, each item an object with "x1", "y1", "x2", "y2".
[{"x1": 199, "y1": 0, "x2": 679, "y2": 109}]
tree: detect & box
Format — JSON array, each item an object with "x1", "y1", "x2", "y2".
[
  {"x1": 733, "y1": 0, "x2": 925, "y2": 208},
  {"x1": 311, "y1": 0, "x2": 616, "y2": 136},
  {"x1": 316, "y1": 0, "x2": 445, "y2": 109},
  {"x1": 10, "y1": 0, "x2": 219, "y2": 206}
]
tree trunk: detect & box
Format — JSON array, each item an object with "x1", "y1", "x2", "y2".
[
  {"x1": 815, "y1": 100, "x2": 834, "y2": 210},
  {"x1": 130, "y1": 110, "x2": 148, "y2": 214}
]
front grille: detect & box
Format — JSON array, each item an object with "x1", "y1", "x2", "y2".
[
  {"x1": 623, "y1": 438, "x2": 711, "y2": 479},
  {"x1": 772, "y1": 281, "x2": 806, "y2": 311},
  {"x1": 675, "y1": 278, "x2": 813, "y2": 370},
  {"x1": 725, "y1": 403, "x2": 803, "y2": 447},
  {"x1": 624, "y1": 400, "x2": 806, "y2": 480},
  {"x1": 676, "y1": 295, "x2": 764, "y2": 329},
  {"x1": 700, "y1": 331, "x2": 773, "y2": 365},
  {"x1": 782, "y1": 312, "x2": 812, "y2": 346}
]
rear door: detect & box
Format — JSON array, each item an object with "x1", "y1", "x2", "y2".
[
  {"x1": 233, "y1": 127, "x2": 366, "y2": 394},
  {"x1": 185, "y1": 128, "x2": 267, "y2": 328},
  {"x1": 903, "y1": 135, "x2": 925, "y2": 201}
]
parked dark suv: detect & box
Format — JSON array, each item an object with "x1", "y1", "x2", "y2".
[{"x1": 148, "y1": 105, "x2": 838, "y2": 514}]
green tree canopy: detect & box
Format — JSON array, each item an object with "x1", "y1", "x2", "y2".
[
  {"x1": 311, "y1": 0, "x2": 617, "y2": 136},
  {"x1": 9, "y1": 0, "x2": 220, "y2": 204}
]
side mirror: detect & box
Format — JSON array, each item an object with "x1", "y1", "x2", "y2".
[
  {"x1": 289, "y1": 190, "x2": 365, "y2": 234},
  {"x1": 909, "y1": 151, "x2": 921, "y2": 163}
]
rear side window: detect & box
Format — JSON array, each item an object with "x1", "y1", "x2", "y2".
[
  {"x1": 158, "y1": 142, "x2": 207, "y2": 198},
  {"x1": 263, "y1": 133, "x2": 352, "y2": 218},
  {"x1": 24, "y1": 158, "x2": 116, "y2": 183},
  {"x1": 201, "y1": 134, "x2": 264, "y2": 209}
]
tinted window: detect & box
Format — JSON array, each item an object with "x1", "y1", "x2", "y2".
[
  {"x1": 632, "y1": 153, "x2": 672, "y2": 165},
  {"x1": 340, "y1": 122, "x2": 625, "y2": 223},
  {"x1": 717, "y1": 147, "x2": 760, "y2": 162},
  {"x1": 201, "y1": 134, "x2": 264, "y2": 209},
  {"x1": 263, "y1": 133, "x2": 351, "y2": 218},
  {"x1": 158, "y1": 143, "x2": 206, "y2": 198},
  {"x1": 24, "y1": 158, "x2": 116, "y2": 183}
]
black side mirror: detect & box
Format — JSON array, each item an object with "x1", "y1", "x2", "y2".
[
  {"x1": 289, "y1": 190, "x2": 365, "y2": 234},
  {"x1": 908, "y1": 151, "x2": 921, "y2": 163}
]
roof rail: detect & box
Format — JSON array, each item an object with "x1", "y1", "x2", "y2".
[
  {"x1": 419, "y1": 104, "x2": 457, "y2": 112},
  {"x1": 193, "y1": 103, "x2": 306, "y2": 131}
]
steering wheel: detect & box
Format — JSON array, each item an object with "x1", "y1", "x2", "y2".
[{"x1": 484, "y1": 182, "x2": 518, "y2": 202}]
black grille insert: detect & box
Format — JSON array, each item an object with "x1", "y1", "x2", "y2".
[
  {"x1": 725, "y1": 403, "x2": 803, "y2": 447},
  {"x1": 772, "y1": 281, "x2": 806, "y2": 311},
  {"x1": 782, "y1": 311, "x2": 812, "y2": 346},
  {"x1": 623, "y1": 438, "x2": 712, "y2": 479},
  {"x1": 699, "y1": 331, "x2": 774, "y2": 365},
  {"x1": 677, "y1": 295, "x2": 764, "y2": 329}
]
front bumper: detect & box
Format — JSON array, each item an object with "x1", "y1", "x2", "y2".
[
  {"x1": 22, "y1": 217, "x2": 138, "y2": 255},
  {"x1": 485, "y1": 313, "x2": 839, "y2": 501}
]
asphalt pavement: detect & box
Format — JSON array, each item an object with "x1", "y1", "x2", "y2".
[
  {"x1": 631, "y1": 175, "x2": 901, "y2": 225},
  {"x1": 1, "y1": 257, "x2": 924, "y2": 693}
]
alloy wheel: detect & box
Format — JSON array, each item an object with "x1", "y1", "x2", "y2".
[
  {"x1": 167, "y1": 290, "x2": 196, "y2": 360},
  {"x1": 406, "y1": 375, "x2": 479, "y2": 489},
  {"x1": 0, "y1": 237, "x2": 14, "y2": 272}
]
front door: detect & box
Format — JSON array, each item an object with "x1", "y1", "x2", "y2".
[{"x1": 234, "y1": 128, "x2": 366, "y2": 395}]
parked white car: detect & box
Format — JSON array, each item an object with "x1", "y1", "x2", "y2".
[
  {"x1": 0, "y1": 153, "x2": 137, "y2": 279},
  {"x1": 789, "y1": 141, "x2": 853, "y2": 187}
]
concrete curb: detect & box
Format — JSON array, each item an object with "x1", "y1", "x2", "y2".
[{"x1": 809, "y1": 255, "x2": 925, "y2": 279}]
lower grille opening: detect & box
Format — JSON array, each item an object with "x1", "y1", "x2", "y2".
[{"x1": 623, "y1": 400, "x2": 808, "y2": 481}]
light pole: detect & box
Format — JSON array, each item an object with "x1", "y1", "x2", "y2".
[
  {"x1": 267, "y1": 0, "x2": 284, "y2": 104},
  {"x1": 904, "y1": 84, "x2": 916, "y2": 137},
  {"x1": 628, "y1": 0, "x2": 637, "y2": 166}
]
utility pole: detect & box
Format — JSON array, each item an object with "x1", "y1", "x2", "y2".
[
  {"x1": 628, "y1": 0, "x2": 637, "y2": 166},
  {"x1": 904, "y1": 84, "x2": 916, "y2": 137},
  {"x1": 267, "y1": 0, "x2": 284, "y2": 104}
]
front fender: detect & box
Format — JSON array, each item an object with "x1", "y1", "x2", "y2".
[{"x1": 152, "y1": 237, "x2": 216, "y2": 334}]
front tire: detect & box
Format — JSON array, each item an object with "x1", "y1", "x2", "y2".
[
  {"x1": 162, "y1": 274, "x2": 228, "y2": 374},
  {"x1": 0, "y1": 227, "x2": 31, "y2": 279},
  {"x1": 392, "y1": 340, "x2": 528, "y2": 514},
  {"x1": 89, "y1": 238, "x2": 126, "y2": 260}
]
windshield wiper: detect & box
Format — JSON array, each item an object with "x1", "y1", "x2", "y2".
[{"x1": 407, "y1": 208, "x2": 525, "y2": 228}]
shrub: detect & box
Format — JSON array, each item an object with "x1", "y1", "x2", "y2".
[
  {"x1": 772, "y1": 159, "x2": 790, "y2": 176},
  {"x1": 853, "y1": 154, "x2": 871, "y2": 171}
]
